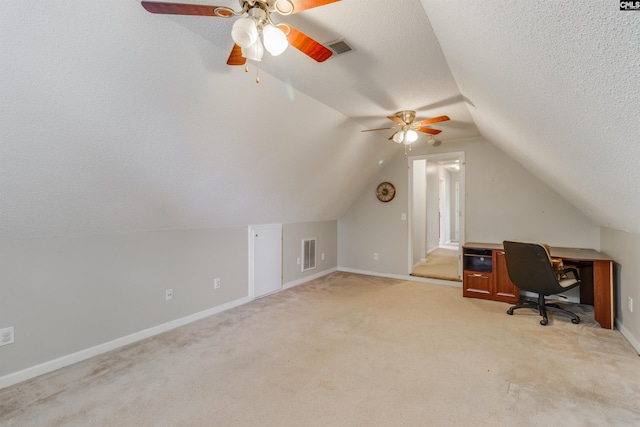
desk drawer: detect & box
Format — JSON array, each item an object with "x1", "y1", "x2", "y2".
[{"x1": 463, "y1": 272, "x2": 493, "y2": 298}]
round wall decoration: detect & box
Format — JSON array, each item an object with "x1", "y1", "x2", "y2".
[{"x1": 375, "y1": 182, "x2": 396, "y2": 202}]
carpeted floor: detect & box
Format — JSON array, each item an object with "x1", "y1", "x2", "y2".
[
  {"x1": 412, "y1": 247, "x2": 461, "y2": 281},
  {"x1": 1, "y1": 272, "x2": 639, "y2": 426}
]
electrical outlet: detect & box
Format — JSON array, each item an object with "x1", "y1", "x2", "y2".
[
  {"x1": 401, "y1": 213, "x2": 407, "y2": 221},
  {"x1": 165, "y1": 288, "x2": 173, "y2": 301},
  {"x1": 214, "y1": 277, "x2": 221, "y2": 289},
  {"x1": 373, "y1": 253, "x2": 379, "y2": 260},
  {"x1": 297, "y1": 257, "x2": 301, "y2": 265},
  {"x1": 321, "y1": 253, "x2": 325, "y2": 261},
  {"x1": 0, "y1": 326, "x2": 15, "y2": 347},
  {"x1": 629, "y1": 297, "x2": 634, "y2": 313}
]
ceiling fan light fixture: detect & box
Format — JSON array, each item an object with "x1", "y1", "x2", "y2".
[
  {"x1": 231, "y1": 17, "x2": 258, "y2": 48},
  {"x1": 262, "y1": 24, "x2": 288, "y2": 56},
  {"x1": 141, "y1": 1, "x2": 340, "y2": 66},
  {"x1": 405, "y1": 129, "x2": 418, "y2": 143},
  {"x1": 428, "y1": 135, "x2": 442, "y2": 147},
  {"x1": 242, "y1": 38, "x2": 264, "y2": 61},
  {"x1": 393, "y1": 131, "x2": 405, "y2": 144}
]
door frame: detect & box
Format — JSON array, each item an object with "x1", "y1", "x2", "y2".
[{"x1": 407, "y1": 152, "x2": 466, "y2": 277}]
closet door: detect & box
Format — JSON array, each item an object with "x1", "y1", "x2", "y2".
[{"x1": 249, "y1": 224, "x2": 282, "y2": 298}]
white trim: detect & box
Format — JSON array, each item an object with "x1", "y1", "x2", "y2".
[
  {"x1": 617, "y1": 320, "x2": 640, "y2": 354},
  {"x1": 0, "y1": 296, "x2": 253, "y2": 390},
  {"x1": 283, "y1": 267, "x2": 337, "y2": 290},
  {"x1": 337, "y1": 266, "x2": 462, "y2": 288}
]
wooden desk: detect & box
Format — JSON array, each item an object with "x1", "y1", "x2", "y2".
[
  {"x1": 462, "y1": 243, "x2": 614, "y2": 329},
  {"x1": 548, "y1": 247, "x2": 614, "y2": 329}
]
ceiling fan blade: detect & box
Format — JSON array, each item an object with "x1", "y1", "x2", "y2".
[
  {"x1": 141, "y1": 1, "x2": 233, "y2": 17},
  {"x1": 227, "y1": 44, "x2": 246, "y2": 66},
  {"x1": 286, "y1": 25, "x2": 333, "y2": 62},
  {"x1": 415, "y1": 127, "x2": 442, "y2": 135},
  {"x1": 361, "y1": 127, "x2": 397, "y2": 132},
  {"x1": 387, "y1": 115, "x2": 406, "y2": 126},
  {"x1": 412, "y1": 115, "x2": 451, "y2": 128},
  {"x1": 289, "y1": 0, "x2": 341, "y2": 14}
]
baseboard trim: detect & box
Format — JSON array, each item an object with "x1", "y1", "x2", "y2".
[
  {"x1": 616, "y1": 320, "x2": 640, "y2": 354},
  {"x1": 337, "y1": 267, "x2": 462, "y2": 288},
  {"x1": 0, "y1": 296, "x2": 253, "y2": 390},
  {"x1": 283, "y1": 267, "x2": 337, "y2": 290}
]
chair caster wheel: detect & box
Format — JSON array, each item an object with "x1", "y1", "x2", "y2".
[
  {"x1": 571, "y1": 318, "x2": 580, "y2": 324},
  {"x1": 540, "y1": 319, "x2": 548, "y2": 326},
  {"x1": 507, "y1": 309, "x2": 514, "y2": 315}
]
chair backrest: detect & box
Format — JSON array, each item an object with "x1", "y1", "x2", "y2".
[{"x1": 502, "y1": 241, "x2": 564, "y2": 296}]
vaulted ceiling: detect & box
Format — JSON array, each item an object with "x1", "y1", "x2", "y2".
[{"x1": 1, "y1": 0, "x2": 639, "y2": 239}]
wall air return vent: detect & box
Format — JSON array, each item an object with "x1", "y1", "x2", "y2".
[
  {"x1": 302, "y1": 238, "x2": 316, "y2": 272},
  {"x1": 326, "y1": 39, "x2": 353, "y2": 56}
]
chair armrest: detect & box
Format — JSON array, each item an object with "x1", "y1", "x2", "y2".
[{"x1": 558, "y1": 267, "x2": 580, "y2": 281}]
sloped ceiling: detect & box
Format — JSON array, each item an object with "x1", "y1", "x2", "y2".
[
  {"x1": 1, "y1": 0, "x2": 639, "y2": 239},
  {"x1": 421, "y1": 0, "x2": 640, "y2": 233}
]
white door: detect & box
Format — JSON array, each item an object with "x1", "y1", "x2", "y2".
[{"x1": 249, "y1": 224, "x2": 282, "y2": 298}]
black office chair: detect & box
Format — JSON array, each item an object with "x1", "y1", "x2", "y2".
[{"x1": 503, "y1": 241, "x2": 581, "y2": 326}]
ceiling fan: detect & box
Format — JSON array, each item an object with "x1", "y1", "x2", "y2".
[
  {"x1": 140, "y1": 0, "x2": 340, "y2": 66},
  {"x1": 361, "y1": 110, "x2": 450, "y2": 154}
]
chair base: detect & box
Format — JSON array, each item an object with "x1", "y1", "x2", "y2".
[{"x1": 507, "y1": 294, "x2": 580, "y2": 326}]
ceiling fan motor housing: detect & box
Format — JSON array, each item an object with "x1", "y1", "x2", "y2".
[{"x1": 397, "y1": 110, "x2": 416, "y2": 124}]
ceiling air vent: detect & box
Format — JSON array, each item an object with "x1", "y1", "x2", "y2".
[{"x1": 326, "y1": 39, "x2": 353, "y2": 56}]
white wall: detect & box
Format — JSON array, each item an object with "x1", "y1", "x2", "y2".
[
  {"x1": 0, "y1": 220, "x2": 338, "y2": 384},
  {"x1": 0, "y1": 228, "x2": 247, "y2": 378},
  {"x1": 600, "y1": 227, "x2": 640, "y2": 352},
  {"x1": 338, "y1": 151, "x2": 410, "y2": 274},
  {"x1": 338, "y1": 136, "x2": 599, "y2": 275},
  {"x1": 283, "y1": 221, "x2": 337, "y2": 284}
]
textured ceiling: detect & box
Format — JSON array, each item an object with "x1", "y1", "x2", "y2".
[
  {"x1": 421, "y1": 0, "x2": 640, "y2": 233},
  {"x1": 1, "y1": 0, "x2": 639, "y2": 239}
]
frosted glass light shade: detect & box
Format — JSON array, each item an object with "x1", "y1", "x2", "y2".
[
  {"x1": 231, "y1": 18, "x2": 258, "y2": 48},
  {"x1": 242, "y1": 39, "x2": 264, "y2": 61},
  {"x1": 393, "y1": 131, "x2": 405, "y2": 144},
  {"x1": 405, "y1": 129, "x2": 418, "y2": 143},
  {"x1": 262, "y1": 24, "x2": 288, "y2": 56}
]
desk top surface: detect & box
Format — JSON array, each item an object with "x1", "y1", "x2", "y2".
[{"x1": 463, "y1": 242, "x2": 613, "y2": 262}]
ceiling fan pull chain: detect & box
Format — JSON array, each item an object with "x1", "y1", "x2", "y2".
[{"x1": 256, "y1": 68, "x2": 260, "y2": 84}]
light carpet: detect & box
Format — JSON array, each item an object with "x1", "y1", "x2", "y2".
[
  {"x1": 1, "y1": 272, "x2": 639, "y2": 426},
  {"x1": 412, "y1": 248, "x2": 461, "y2": 281}
]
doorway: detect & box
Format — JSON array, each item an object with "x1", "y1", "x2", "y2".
[{"x1": 409, "y1": 152, "x2": 465, "y2": 281}]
